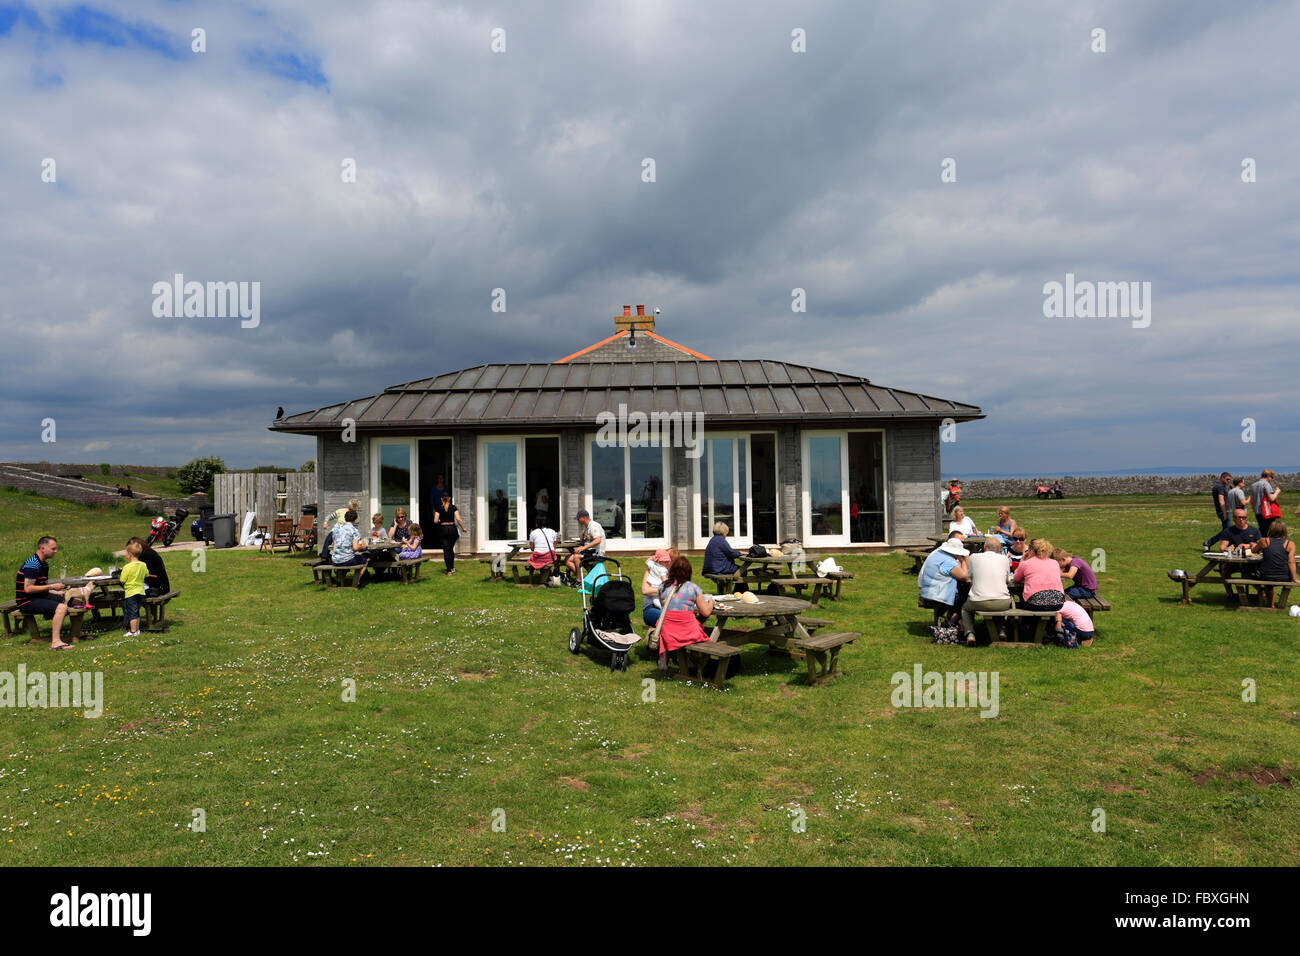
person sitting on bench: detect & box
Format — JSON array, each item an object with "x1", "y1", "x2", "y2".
[
  {"x1": 526, "y1": 518, "x2": 559, "y2": 576},
  {"x1": 565, "y1": 510, "x2": 605, "y2": 581},
  {"x1": 1248, "y1": 520, "x2": 1298, "y2": 608},
  {"x1": 961, "y1": 536, "x2": 1012, "y2": 646},
  {"x1": 918, "y1": 534, "x2": 970, "y2": 626},
  {"x1": 702, "y1": 522, "x2": 744, "y2": 577},
  {"x1": 1052, "y1": 547, "x2": 1097, "y2": 600},
  {"x1": 131, "y1": 537, "x2": 171, "y2": 597},
  {"x1": 397, "y1": 524, "x2": 423, "y2": 560},
  {"x1": 656, "y1": 557, "x2": 716, "y2": 671},
  {"x1": 15, "y1": 535, "x2": 73, "y2": 650},
  {"x1": 329, "y1": 510, "x2": 367, "y2": 567},
  {"x1": 1014, "y1": 538, "x2": 1066, "y2": 638}
]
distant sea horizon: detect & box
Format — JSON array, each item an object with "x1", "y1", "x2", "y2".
[{"x1": 956, "y1": 466, "x2": 1300, "y2": 480}]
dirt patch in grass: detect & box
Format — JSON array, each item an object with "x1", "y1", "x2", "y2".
[
  {"x1": 618, "y1": 743, "x2": 652, "y2": 760},
  {"x1": 560, "y1": 777, "x2": 589, "y2": 791},
  {"x1": 1193, "y1": 763, "x2": 1293, "y2": 788},
  {"x1": 675, "y1": 804, "x2": 725, "y2": 837},
  {"x1": 457, "y1": 670, "x2": 494, "y2": 681},
  {"x1": 1102, "y1": 782, "x2": 1149, "y2": 794},
  {"x1": 519, "y1": 715, "x2": 542, "y2": 733}
]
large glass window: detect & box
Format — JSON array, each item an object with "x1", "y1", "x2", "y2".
[
  {"x1": 373, "y1": 440, "x2": 415, "y2": 528},
  {"x1": 590, "y1": 442, "x2": 626, "y2": 538},
  {"x1": 587, "y1": 439, "x2": 670, "y2": 545},
  {"x1": 628, "y1": 445, "x2": 664, "y2": 539},
  {"x1": 484, "y1": 441, "x2": 519, "y2": 541},
  {"x1": 695, "y1": 434, "x2": 768, "y2": 546},
  {"x1": 808, "y1": 435, "x2": 843, "y2": 537}
]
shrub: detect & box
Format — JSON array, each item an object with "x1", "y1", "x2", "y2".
[
  {"x1": 301, "y1": 460, "x2": 316, "y2": 473},
  {"x1": 176, "y1": 456, "x2": 226, "y2": 497},
  {"x1": 100, "y1": 463, "x2": 111, "y2": 476}
]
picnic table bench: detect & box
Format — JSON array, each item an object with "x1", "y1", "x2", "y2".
[
  {"x1": 141, "y1": 590, "x2": 181, "y2": 630},
  {"x1": 314, "y1": 560, "x2": 369, "y2": 589},
  {"x1": 761, "y1": 576, "x2": 832, "y2": 606},
  {"x1": 1223, "y1": 578, "x2": 1300, "y2": 610},
  {"x1": 702, "y1": 594, "x2": 860, "y2": 686},
  {"x1": 792, "y1": 631, "x2": 858, "y2": 683},
  {"x1": 1, "y1": 599, "x2": 87, "y2": 643},
  {"x1": 674, "y1": 640, "x2": 744, "y2": 690},
  {"x1": 1173, "y1": 550, "x2": 1263, "y2": 605}
]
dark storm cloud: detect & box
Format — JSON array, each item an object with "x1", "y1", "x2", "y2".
[{"x1": 1, "y1": 0, "x2": 1297, "y2": 472}]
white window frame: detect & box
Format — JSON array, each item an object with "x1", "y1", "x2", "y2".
[
  {"x1": 801, "y1": 429, "x2": 888, "y2": 546},
  {"x1": 583, "y1": 436, "x2": 671, "y2": 551},
  {"x1": 369, "y1": 435, "x2": 455, "y2": 529},
  {"x1": 692, "y1": 431, "x2": 777, "y2": 549},
  {"x1": 369, "y1": 437, "x2": 417, "y2": 528},
  {"x1": 476, "y1": 434, "x2": 564, "y2": 550}
]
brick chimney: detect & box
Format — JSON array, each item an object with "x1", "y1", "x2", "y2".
[{"x1": 614, "y1": 303, "x2": 655, "y2": 334}]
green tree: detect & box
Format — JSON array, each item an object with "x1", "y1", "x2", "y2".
[
  {"x1": 301, "y1": 460, "x2": 316, "y2": 473},
  {"x1": 176, "y1": 456, "x2": 226, "y2": 497}
]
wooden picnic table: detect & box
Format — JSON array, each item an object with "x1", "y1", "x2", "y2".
[
  {"x1": 928, "y1": 534, "x2": 988, "y2": 551},
  {"x1": 1176, "y1": 549, "x2": 1262, "y2": 604},
  {"x1": 706, "y1": 594, "x2": 813, "y2": 650}
]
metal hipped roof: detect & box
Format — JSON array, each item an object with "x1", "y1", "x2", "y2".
[{"x1": 271, "y1": 360, "x2": 984, "y2": 433}]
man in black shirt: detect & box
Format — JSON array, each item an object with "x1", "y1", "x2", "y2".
[
  {"x1": 1214, "y1": 509, "x2": 1260, "y2": 551},
  {"x1": 1211, "y1": 472, "x2": 1230, "y2": 529}
]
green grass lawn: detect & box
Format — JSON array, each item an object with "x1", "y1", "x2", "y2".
[{"x1": 1, "y1": 490, "x2": 1296, "y2": 866}]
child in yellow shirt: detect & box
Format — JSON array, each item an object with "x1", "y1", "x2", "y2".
[{"x1": 119, "y1": 540, "x2": 148, "y2": 637}]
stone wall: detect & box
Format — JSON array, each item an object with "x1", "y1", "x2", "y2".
[
  {"x1": 960, "y1": 473, "x2": 1300, "y2": 499},
  {"x1": 12, "y1": 461, "x2": 176, "y2": 478}
]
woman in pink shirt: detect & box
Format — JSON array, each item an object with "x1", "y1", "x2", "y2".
[{"x1": 1013, "y1": 538, "x2": 1065, "y2": 612}]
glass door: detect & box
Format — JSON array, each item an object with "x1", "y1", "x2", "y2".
[
  {"x1": 370, "y1": 439, "x2": 416, "y2": 530},
  {"x1": 848, "y1": 431, "x2": 886, "y2": 543},
  {"x1": 694, "y1": 435, "x2": 755, "y2": 548},
  {"x1": 803, "y1": 432, "x2": 848, "y2": 545},
  {"x1": 481, "y1": 440, "x2": 521, "y2": 545}
]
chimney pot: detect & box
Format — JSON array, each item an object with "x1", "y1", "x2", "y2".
[
  {"x1": 623, "y1": 305, "x2": 631, "y2": 317},
  {"x1": 636, "y1": 304, "x2": 645, "y2": 316}
]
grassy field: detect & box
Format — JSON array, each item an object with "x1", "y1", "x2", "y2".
[{"x1": 1, "y1": 489, "x2": 1296, "y2": 866}]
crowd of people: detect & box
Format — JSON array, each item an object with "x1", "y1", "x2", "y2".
[
  {"x1": 15, "y1": 534, "x2": 172, "y2": 651},
  {"x1": 1206, "y1": 470, "x2": 1297, "y2": 606},
  {"x1": 918, "y1": 505, "x2": 1098, "y2": 648},
  {"x1": 318, "y1": 493, "x2": 466, "y2": 574}
]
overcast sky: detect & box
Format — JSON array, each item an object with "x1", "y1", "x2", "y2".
[{"x1": 2, "y1": 0, "x2": 1297, "y2": 474}]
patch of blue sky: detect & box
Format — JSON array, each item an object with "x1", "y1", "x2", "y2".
[
  {"x1": 52, "y1": 4, "x2": 185, "y2": 59},
  {"x1": 245, "y1": 46, "x2": 328, "y2": 89}
]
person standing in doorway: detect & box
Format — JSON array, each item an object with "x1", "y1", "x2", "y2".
[
  {"x1": 430, "y1": 474, "x2": 448, "y2": 520},
  {"x1": 432, "y1": 492, "x2": 468, "y2": 574}
]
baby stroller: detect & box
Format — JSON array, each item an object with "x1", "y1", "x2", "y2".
[{"x1": 567, "y1": 558, "x2": 641, "y2": 671}]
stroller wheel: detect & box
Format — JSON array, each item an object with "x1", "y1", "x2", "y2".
[
  {"x1": 568, "y1": 626, "x2": 582, "y2": 654},
  {"x1": 612, "y1": 650, "x2": 627, "y2": 671}
]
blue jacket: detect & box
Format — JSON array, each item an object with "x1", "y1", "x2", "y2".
[{"x1": 703, "y1": 535, "x2": 743, "y2": 575}]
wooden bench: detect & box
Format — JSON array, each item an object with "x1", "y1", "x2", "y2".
[
  {"x1": 796, "y1": 616, "x2": 833, "y2": 634},
  {"x1": 142, "y1": 590, "x2": 180, "y2": 631},
  {"x1": 821, "y1": 571, "x2": 855, "y2": 600},
  {"x1": 313, "y1": 561, "x2": 369, "y2": 589},
  {"x1": 1075, "y1": 594, "x2": 1112, "y2": 614},
  {"x1": 705, "y1": 572, "x2": 744, "y2": 594},
  {"x1": 675, "y1": 640, "x2": 744, "y2": 689},
  {"x1": 905, "y1": 549, "x2": 931, "y2": 574},
  {"x1": 792, "y1": 631, "x2": 858, "y2": 684},
  {"x1": 763, "y1": 577, "x2": 830, "y2": 605},
  {"x1": 974, "y1": 608, "x2": 1059, "y2": 646},
  {"x1": 1225, "y1": 579, "x2": 1298, "y2": 611},
  {"x1": 90, "y1": 588, "x2": 124, "y2": 624},
  {"x1": 509, "y1": 556, "x2": 560, "y2": 587},
  {"x1": 393, "y1": 557, "x2": 432, "y2": 584},
  {"x1": 1, "y1": 600, "x2": 87, "y2": 643}
]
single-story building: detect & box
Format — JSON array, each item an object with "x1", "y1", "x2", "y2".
[{"x1": 270, "y1": 307, "x2": 983, "y2": 553}]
